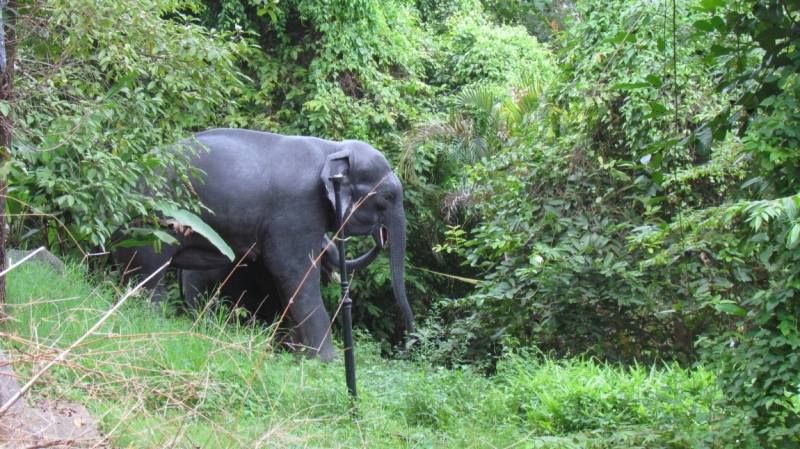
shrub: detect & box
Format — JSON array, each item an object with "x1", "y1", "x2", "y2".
[{"x1": 9, "y1": 0, "x2": 248, "y2": 251}]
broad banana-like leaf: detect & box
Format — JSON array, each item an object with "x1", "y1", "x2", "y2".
[
  {"x1": 114, "y1": 228, "x2": 179, "y2": 248},
  {"x1": 156, "y1": 204, "x2": 235, "y2": 262}
]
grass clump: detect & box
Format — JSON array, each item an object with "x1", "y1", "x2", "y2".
[
  {"x1": 1, "y1": 261, "x2": 757, "y2": 447},
  {"x1": 496, "y1": 348, "x2": 758, "y2": 447}
]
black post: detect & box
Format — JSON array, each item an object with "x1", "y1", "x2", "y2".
[{"x1": 330, "y1": 174, "x2": 357, "y2": 400}]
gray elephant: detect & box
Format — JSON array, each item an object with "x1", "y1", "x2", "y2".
[{"x1": 113, "y1": 129, "x2": 414, "y2": 361}]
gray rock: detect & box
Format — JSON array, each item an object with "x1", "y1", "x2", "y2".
[
  {"x1": 7, "y1": 249, "x2": 65, "y2": 273},
  {"x1": 0, "y1": 349, "x2": 23, "y2": 420},
  {"x1": 0, "y1": 350, "x2": 105, "y2": 448}
]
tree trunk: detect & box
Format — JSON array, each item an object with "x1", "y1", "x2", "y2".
[{"x1": 0, "y1": 0, "x2": 17, "y2": 323}]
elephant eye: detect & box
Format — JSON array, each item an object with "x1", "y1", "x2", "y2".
[{"x1": 383, "y1": 193, "x2": 394, "y2": 201}]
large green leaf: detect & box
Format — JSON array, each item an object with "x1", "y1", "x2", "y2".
[
  {"x1": 156, "y1": 204, "x2": 235, "y2": 262},
  {"x1": 114, "y1": 228, "x2": 180, "y2": 248}
]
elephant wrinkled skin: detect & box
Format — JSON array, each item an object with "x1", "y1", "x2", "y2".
[{"x1": 113, "y1": 129, "x2": 415, "y2": 362}]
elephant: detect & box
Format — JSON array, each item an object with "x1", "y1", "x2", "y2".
[
  {"x1": 180, "y1": 235, "x2": 383, "y2": 322},
  {"x1": 112, "y1": 128, "x2": 415, "y2": 362}
]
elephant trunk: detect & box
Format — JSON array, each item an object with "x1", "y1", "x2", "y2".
[{"x1": 388, "y1": 202, "x2": 415, "y2": 335}]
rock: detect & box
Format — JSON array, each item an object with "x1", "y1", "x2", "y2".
[
  {"x1": 5, "y1": 398, "x2": 106, "y2": 448},
  {"x1": 0, "y1": 348, "x2": 27, "y2": 447},
  {"x1": 0, "y1": 349, "x2": 24, "y2": 421},
  {"x1": 7, "y1": 249, "x2": 65, "y2": 273},
  {"x1": 0, "y1": 350, "x2": 106, "y2": 448}
]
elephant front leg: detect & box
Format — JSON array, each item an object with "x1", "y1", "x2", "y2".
[
  {"x1": 266, "y1": 250, "x2": 335, "y2": 362},
  {"x1": 284, "y1": 278, "x2": 335, "y2": 362}
]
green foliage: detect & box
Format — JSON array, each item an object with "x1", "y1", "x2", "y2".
[
  {"x1": 9, "y1": 0, "x2": 248, "y2": 251},
  {"x1": 414, "y1": 0, "x2": 483, "y2": 32},
  {"x1": 496, "y1": 349, "x2": 758, "y2": 447},
  {"x1": 634, "y1": 1, "x2": 800, "y2": 443},
  {"x1": 479, "y1": 0, "x2": 572, "y2": 43},
  {"x1": 556, "y1": 0, "x2": 725, "y2": 165},
  {"x1": 413, "y1": 0, "x2": 739, "y2": 367},
  {"x1": 635, "y1": 191, "x2": 800, "y2": 445},
  {"x1": 691, "y1": 0, "x2": 800, "y2": 198},
  {"x1": 205, "y1": 0, "x2": 435, "y2": 148},
  {"x1": 199, "y1": 0, "x2": 262, "y2": 31},
  {"x1": 432, "y1": 15, "x2": 554, "y2": 91}
]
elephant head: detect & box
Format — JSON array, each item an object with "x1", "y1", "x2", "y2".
[{"x1": 321, "y1": 141, "x2": 416, "y2": 335}]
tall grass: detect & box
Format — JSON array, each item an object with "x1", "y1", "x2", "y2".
[{"x1": 1, "y1": 261, "x2": 756, "y2": 447}]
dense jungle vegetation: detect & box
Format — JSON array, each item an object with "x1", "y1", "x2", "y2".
[{"x1": 3, "y1": 0, "x2": 800, "y2": 446}]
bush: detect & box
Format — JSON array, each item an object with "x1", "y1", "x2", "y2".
[
  {"x1": 9, "y1": 0, "x2": 248, "y2": 251},
  {"x1": 496, "y1": 350, "x2": 759, "y2": 447},
  {"x1": 433, "y1": 14, "x2": 554, "y2": 91}
]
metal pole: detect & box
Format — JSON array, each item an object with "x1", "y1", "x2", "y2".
[{"x1": 330, "y1": 174, "x2": 357, "y2": 400}]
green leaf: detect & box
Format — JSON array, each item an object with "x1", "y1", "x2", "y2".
[
  {"x1": 104, "y1": 72, "x2": 138, "y2": 100},
  {"x1": 641, "y1": 111, "x2": 665, "y2": 120},
  {"x1": 715, "y1": 303, "x2": 747, "y2": 316},
  {"x1": 649, "y1": 102, "x2": 667, "y2": 113},
  {"x1": 698, "y1": 0, "x2": 725, "y2": 11},
  {"x1": 657, "y1": 37, "x2": 665, "y2": 52},
  {"x1": 152, "y1": 230, "x2": 180, "y2": 246},
  {"x1": 708, "y1": 16, "x2": 725, "y2": 31},
  {"x1": 605, "y1": 31, "x2": 637, "y2": 44},
  {"x1": 645, "y1": 74, "x2": 663, "y2": 88},
  {"x1": 693, "y1": 20, "x2": 715, "y2": 33},
  {"x1": 157, "y1": 204, "x2": 235, "y2": 262},
  {"x1": 0, "y1": 160, "x2": 10, "y2": 179},
  {"x1": 782, "y1": 196, "x2": 798, "y2": 221},
  {"x1": 652, "y1": 171, "x2": 663, "y2": 184},
  {"x1": 610, "y1": 82, "x2": 650, "y2": 90},
  {"x1": 257, "y1": 6, "x2": 278, "y2": 22},
  {"x1": 649, "y1": 153, "x2": 662, "y2": 168},
  {"x1": 114, "y1": 229, "x2": 179, "y2": 248},
  {"x1": 788, "y1": 224, "x2": 800, "y2": 248}
]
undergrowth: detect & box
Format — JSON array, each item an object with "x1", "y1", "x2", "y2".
[{"x1": 1, "y1": 261, "x2": 757, "y2": 448}]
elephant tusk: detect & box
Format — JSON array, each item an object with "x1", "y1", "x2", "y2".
[{"x1": 380, "y1": 226, "x2": 388, "y2": 248}]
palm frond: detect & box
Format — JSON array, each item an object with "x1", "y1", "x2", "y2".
[{"x1": 454, "y1": 85, "x2": 499, "y2": 115}]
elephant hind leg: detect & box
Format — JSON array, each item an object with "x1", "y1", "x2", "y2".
[
  {"x1": 180, "y1": 265, "x2": 233, "y2": 313},
  {"x1": 112, "y1": 244, "x2": 172, "y2": 304}
]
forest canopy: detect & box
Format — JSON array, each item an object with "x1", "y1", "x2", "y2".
[{"x1": 4, "y1": 0, "x2": 800, "y2": 445}]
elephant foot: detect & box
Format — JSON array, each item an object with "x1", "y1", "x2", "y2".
[
  {"x1": 305, "y1": 345, "x2": 335, "y2": 363},
  {"x1": 279, "y1": 334, "x2": 335, "y2": 363}
]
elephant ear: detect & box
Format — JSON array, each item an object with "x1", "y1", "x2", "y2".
[{"x1": 321, "y1": 148, "x2": 354, "y2": 215}]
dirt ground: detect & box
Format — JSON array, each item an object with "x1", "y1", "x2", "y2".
[{"x1": 0, "y1": 350, "x2": 107, "y2": 449}]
